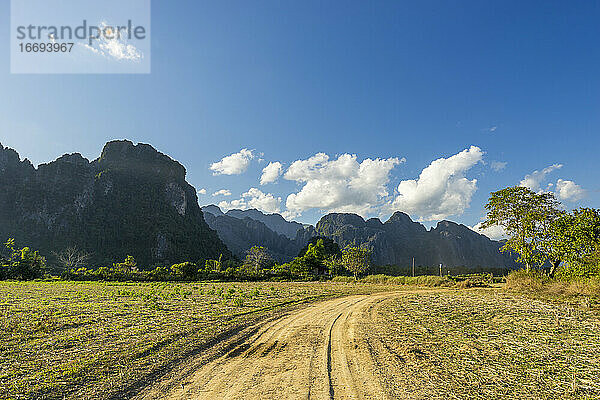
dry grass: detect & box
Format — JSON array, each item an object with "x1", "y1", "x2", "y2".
[
  {"x1": 506, "y1": 270, "x2": 600, "y2": 304},
  {"x1": 333, "y1": 273, "x2": 494, "y2": 288},
  {"x1": 364, "y1": 290, "x2": 600, "y2": 399},
  {"x1": 0, "y1": 280, "x2": 381, "y2": 399}
]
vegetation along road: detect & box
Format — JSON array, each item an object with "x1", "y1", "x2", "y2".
[{"x1": 139, "y1": 288, "x2": 600, "y2": 400}]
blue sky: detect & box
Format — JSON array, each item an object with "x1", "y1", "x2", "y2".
[{"x1": 1, "y1": 1, "x2": 598, "y2": 236}]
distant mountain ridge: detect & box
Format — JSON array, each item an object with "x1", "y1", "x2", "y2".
[
  {"x1": 315, "y1": 212, "x2": 517, "y2": 271},
  {"x1": 202, "y1": 205, "x2": 519, "y2": 272},
  {"x1": 201, "y1": 211, "x2": 311, "y2": 262},
  {"x1": 203, "y1": 206, "x2": 303, "y2": 239}
]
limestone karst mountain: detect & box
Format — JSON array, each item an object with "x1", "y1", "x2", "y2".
[{"x1": 0, "y1": 140, "x2": 230, "y2": 268}]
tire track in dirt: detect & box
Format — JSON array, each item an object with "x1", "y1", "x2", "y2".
[{"x1": 138, "y1": 293, "x2": 402, "y2": 400}]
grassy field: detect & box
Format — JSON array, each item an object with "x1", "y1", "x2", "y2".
[
  {"x1": 365, "y1": 290, "x2": 600, "y2": 399},
  {"x1": 0, "y1": 280, "x2": 380, "y2": 400},
  {"x1": 3, "y1": 280, "x2": 600, "y2": 399}
]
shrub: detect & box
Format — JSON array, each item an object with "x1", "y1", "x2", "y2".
[
  {"x1": 332, "y1": 276, "x2": 355, "y2": 283},
  {"x1": 1, "y1": 239, "x2": 46, "y2": 280},
  {"x1": 505, "y1": 269, "x2": 549, "y2": 292},
  {"x1": 170, "y1": 262, "x2": 198, "y2": 280}
]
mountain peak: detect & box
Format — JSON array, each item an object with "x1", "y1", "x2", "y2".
[
  {"x1": 386, "y1": 211, "x2": 413, "y2": 224},
  {"x1": 53, "y1": 153, "x2": 90, "y2": 165},
  {"x1": 202, "y1": 204, "x2": 225, "y2": 217},
  {"x1": 98, "y1": 140, "x2": 186, "y2": 180},
  {"x1": 434, "y1": 220, "x2": 465, "y2": 231},
  {"x1": 317, "y1": 213, "x2": 366, "y2": 227}
]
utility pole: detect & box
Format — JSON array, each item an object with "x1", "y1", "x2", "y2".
[{"x1": 412, "y1": 257, "x2": 415, "y2": 277}]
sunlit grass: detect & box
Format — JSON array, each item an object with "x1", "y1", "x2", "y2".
[{"x1": 0, "y1": 280, "x2": 375, "y2": 399}]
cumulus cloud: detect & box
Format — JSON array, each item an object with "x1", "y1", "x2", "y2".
[
  {"x1": 80, "y1": 21, "x2": 143, "y2": 62},
  {"x1": 470, "y1": 222, "x2": 507, "y2": 241},
  {"x1": 469, "y1": 222, "x2": 508, "y2": 240},
  {"x1": 388, "y1": 146, "x2": 484, "y2": 221},
  {"x1": 210, "y1": 149, "x2": 255, "y2": 175},
  {"x1": 197, "y1": 188, "x2": 207, "y2": 195},
  {"x1": 218, "y1": 188, "x2": 281, "y2": 214},
  {"x1": 212, "y1": 189, "x2": 232, "y2": 197},
  {"x1": 519, "y1": 164, "x2": 563, "y2": 192},
  {"x1": 490, "y1": 161, "x2": 507, "y2": 172},
  {"x1": 283, "y1": 153, "x2": 404, "y2": 217},
  {"x1": 260, "y1": 162, "x2": 283, "y2": 185},
  {"x1": 555, "y1": 179, "x2": 586, "y2": 202}
]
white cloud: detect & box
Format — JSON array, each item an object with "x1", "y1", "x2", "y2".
[
  {"x1": 218, "y1": 188, "x2": 281, "y2": 214},
  {"x1": 389, "y1": 146, "x2": 484, "y2": 221},
  {"x1": 79, "y1": 21, "x2": 143, "y2": 62},
  {"x1": 555, "y1": 179, "x2": 586, "y2": 202},
  {"x1": 210, "y1": 149, "x2": 255, "y2": 175},
  {"x1": 519, "y1": 164, "x2": 563, "y2": 192},
  {"x1": 490, "y1": 161, "x2": 507, "y2": 172},
  {"x1": 283, "y1": 153, "x2": 403, "y2": 217},
  {"x1": 260, "y1": 162, "x2": 283, "y2": 185},
  {"x1": 212, "y1": 189, "x2": 232, "y2": 197},
  {"x1": 470, "y1": 222, "x2": 507, "y2": 241},
  {"x1": 197, "y1": 188, "x2": 207, "y2": 195},
  {"x1": 488, "y1": 126, "x2": 497, "y2": 132}
]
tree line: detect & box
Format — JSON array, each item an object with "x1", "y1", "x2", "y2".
[{"x1": 1, "y1": 236, "x2": 372, "y2": 282}]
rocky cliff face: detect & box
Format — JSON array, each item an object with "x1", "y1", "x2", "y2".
[{"x1": 0, "y1": 140, "x2": 230, "y2": 268}]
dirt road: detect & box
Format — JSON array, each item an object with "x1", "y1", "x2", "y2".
[{"x1": 139, "y1": 293, "x2": 398, "y2": 400}]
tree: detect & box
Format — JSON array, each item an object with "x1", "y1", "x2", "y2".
[
  {"x1": 298, "y1": 237, "x2": 341, "y2": 259},
  {"x1": 341, "y1": 246, "x2": 371, "y2": 280},
  {"x1": 243, "y1": 246, "x2": 273, "y2": 275},
  {"x1": 114, "y1": 255, "x2": 138, "y2": 273},
  {"x1": 170, "y1": 261, "x2": 198, "y2": 280},
  {"x1": 290, "y1": 239, "x2": 329, "y2": 278},
  {"x1": 54, "y1": 246, "x2": 90, "y2": 271},
  {"x1": 548, "y1": 208, "x2": 600, "y2": 277},
  {"x1": 1, "y1": 238, "x2": 46, "y2": 280},
  {"x1": 482, "y1": 186, "x2": 561, "y2": 270},
  {"x1": 205, "y1": 254, "x2": 223, "y2": 273},
  {"x1": 538, "y1": 211, "x2": 571, "y2": 277},
  {"x1": 324, "y1": 256, "x2": 344, "y2": 276}
]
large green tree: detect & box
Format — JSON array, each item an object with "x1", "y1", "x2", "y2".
[
  {"x1": 289, "y1": 239, "x2": 330, "y2": 279},
  {"x1": 547, "y1": 208, "x2": 600, "y2": 277},
  {"x1": 482, "y1": 186, "x2": 561, "y2": 270},
  {"x1": 1, "y1": 238, "x2": 46, "y2": 280}
]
